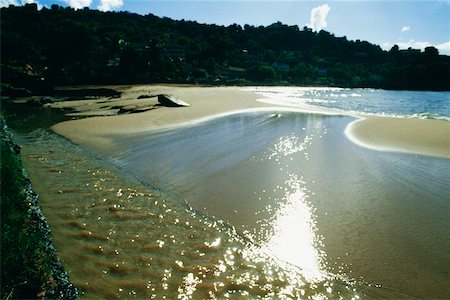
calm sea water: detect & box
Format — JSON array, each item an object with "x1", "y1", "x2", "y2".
[
  {"x1": 111, "y1": 111, "x2": 450, "y2": 298},
  {"x1": 19, "y1": 126, "x2": 388, "y2": 299},
  {"x1": 247, "y1": 87, "x2": 450, "y2": 120},
  {"x1": 8, "y1": 87, "x2": 450, "y2": 298}
]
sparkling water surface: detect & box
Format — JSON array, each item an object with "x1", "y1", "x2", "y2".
[
  {"x1": 113, "y1": 111, "x2": 450, "y2": 298},
  {"x1": 8, "y1": 88, "x2": 450, "y2": 298},
  {"x1": 248, "y1": 87, "x2": 450, "y2": 120}
]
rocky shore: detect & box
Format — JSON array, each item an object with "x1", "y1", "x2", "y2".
[{"x1": 1, "y1": 118, "x2": 78, "y2": 299}]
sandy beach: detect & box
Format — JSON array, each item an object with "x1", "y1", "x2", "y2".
[
  {"x1": 23, "y1": 84, "x2": 449, "y2": 298},
  {"x1": 52, "y1": 85, "x2": 275, "y2": 154},
  {"x1": 51, "y1": 84, "x2": 450, "y2": 159},
  {"x1": 346, "y1": 116, "x2": 450, "y2": 159}
]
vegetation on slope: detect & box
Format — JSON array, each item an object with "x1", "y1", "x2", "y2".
[
  {"x1": 1, "y1": 3, "x2": 450, "y2": 93},
  {"x1": 1, "y1": 139, "x2": 46, "y2": 298},
  {"x1": 1, "y1": 119, "x2": 77, "y2": 299}
]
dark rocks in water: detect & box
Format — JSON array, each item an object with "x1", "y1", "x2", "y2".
[
  {"x1": 12, "y1": 143, "x2": 21, "y2": 154},
  {"x1": 27, "y1": 96, "x2": 56, "y2": 106},
  {"x1": 1, "y1": 121, "x2": 22, "y2": 154},
  {"x1": 157, "y1": 94, "x2": 190, "y2": 107}
]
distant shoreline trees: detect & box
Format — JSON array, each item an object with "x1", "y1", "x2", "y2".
[{"x1": 1, "y1": 3, "x2": 449, "y2": 94}]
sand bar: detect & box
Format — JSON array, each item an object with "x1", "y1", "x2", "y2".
[
  {"x1": 51, "y1": 85, "x2": 450, "y2": 159},
  {"x1": 346, "y1": 116, "x2": 450, "y2": 159},
  {"x1": 51, "y1": 86, "x2": 281, "y2": 154}
]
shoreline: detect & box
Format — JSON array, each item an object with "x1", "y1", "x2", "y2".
[
  {"x1": 50, "y1": 85, "x2": 449, "y2": 159},
  {"x1": 1, "y1": 119, "x2": 77, "y2": 299},
  {"x1": 19, "y1": 85, "x2": 450, "y2": 298},
  {"x1": 346, "y1": 116, "x2": 450, "y2": 159}
]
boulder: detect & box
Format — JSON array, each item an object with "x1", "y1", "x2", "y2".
[{"x1": 157, "y1": 94, "x2": 190, "y2": 107}]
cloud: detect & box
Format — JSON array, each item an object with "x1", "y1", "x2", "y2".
[
  {"x1": 307, "y1": 4, "x2": 330, "y2": 32},
  {"x1": 436, "y1": 41, "x2": 450, "y2": 55},
  {"x1": 0, "y1": 0, "x2": 42, "y2": 9},
  {"x1": 396, "y1": 39, "x2": 450, "y2": 55},
  {"x1": 98, "y1": 0, "x2": 123, "y2": 11},
  {"x1": 401, "y1": 26, "x2": 410, "y2": 32},
  {"x1": 63, "y1": 0, "x2": 91, "y2": 10},
  {"x1": 382, "y1": 42, "x2": 392, "y2": 50},
  {"x1": 397, "y1": 39, "x2": 430, "y2": 50},
  {"x1": 0, "y1": 0, "x2": 18, "y2": 7}
]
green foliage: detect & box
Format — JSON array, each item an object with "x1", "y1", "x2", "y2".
[
  {"x1": 247, "y1": 65, "x2": 276, "y2": 82},
  {"x1": 1, "y1": 4, "x2": 449, "y2": 90},
  {"x1": 191, "y1": 68, "x2": 209, "y2": 79},
  {"x1": 0, "y1": 143, "x2": 51, "y2": 299}
]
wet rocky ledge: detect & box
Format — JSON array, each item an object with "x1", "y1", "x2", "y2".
[{"x1": 1, "y1": 118, "x2": 78, "y2": 299}]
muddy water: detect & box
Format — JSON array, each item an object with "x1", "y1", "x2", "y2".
[
  {"x1": 12, "y1": 106, "x2": 449, "y2": 298},
  {"x1": 12, "y1": 120, "x2": 418, "y2": 299},
  {"x1": 19, "y1": 129, "x2": 377, "y2": 299}
]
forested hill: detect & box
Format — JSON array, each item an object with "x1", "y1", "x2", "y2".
[{"x1": 1, "y1": 3, "x2": 450, "y2": 94}]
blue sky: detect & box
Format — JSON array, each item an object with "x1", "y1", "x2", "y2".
[{"x1": 2, "y1": 0, "x2": 449, "y2": 55}]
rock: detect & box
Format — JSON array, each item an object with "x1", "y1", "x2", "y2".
[
  {"x1": 157, "y1": 94, "x2": 190, "y2": 107},
  {"x1": 137, "y1": 94, "x2": 155, "y2": 99},
  {"x1": 27, "y1": 96, "x2": 56, "y2": 106},
  {"x1": 13, "y1": 143, "x2": 21, "y2": 154}
]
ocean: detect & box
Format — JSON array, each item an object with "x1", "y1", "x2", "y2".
[
  {"x1": 9, "y1": 87, "x2": 450, "y2": 298},
  {"x1": 247, "y1": 87, "x2": 450, "y2": 120}
]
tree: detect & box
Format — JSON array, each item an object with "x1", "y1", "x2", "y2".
[
  {"x1": 1, "y1": 5, "x2": 449, "y2": 90},
  {"x1": 390, "y1": 45, "x2": 399, "y2": 53},
  {"x1": 247, "y1": 65, "x2": 276, "y2": 82},
  {"x1": 424, "y1": 46, "x2": 439, "y2": 56}
]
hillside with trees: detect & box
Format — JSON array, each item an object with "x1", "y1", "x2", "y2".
[{"x1": 1, "y1": 3, "x2": 450, "y2": 94}]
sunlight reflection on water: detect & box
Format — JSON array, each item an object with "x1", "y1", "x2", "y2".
[
  {"x1": 17, "y1": 107, "x2": 450, "y2": 298},
  {"x1": 262, "y1": 173, "x2": 327, "y2": 283},
  {"x1": 258, "y1": 128, "x2": 328, "y2": 282},
  {"x1": 112, "y1": 112, "x2": 349, "y2": 288},
  {"x1": 21, "y1": 128, "x2": 369, "y2": 299},
  {"x1": 248, "y1": 86, "x2": 450, "y2": 120}
]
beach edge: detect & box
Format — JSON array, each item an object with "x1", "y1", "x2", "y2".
[{"x1": 50, "y1": 85, "x2": 449, "y2": 160}]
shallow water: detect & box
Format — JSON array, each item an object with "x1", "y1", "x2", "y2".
[
  {"x1": 19, "y1": 128, "x2": 383, "y2": 299},
  {"x1": 248, "y1": 87, "x2": 450, "y2": 120},
  {"x1": 111, "y1": 111, "x2": 450, "y2": 298},
  {"x1": 9, "y1": 99, "x2": 450, "y2": 298}
]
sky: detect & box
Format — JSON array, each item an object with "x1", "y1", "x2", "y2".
[{"x1": 2, "y1": 0, "x2": 449, "y2": 55}]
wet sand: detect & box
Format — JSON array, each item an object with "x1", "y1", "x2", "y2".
[
  {"x1": 51, "y1": 85, "x2": 450, "y2": 159},
  {"x1": 346, "y1": 116, "x2": 450, "y2": 159},
  {"x1": 52, "y1": 85, "x2": 276, "y2": 154}
]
